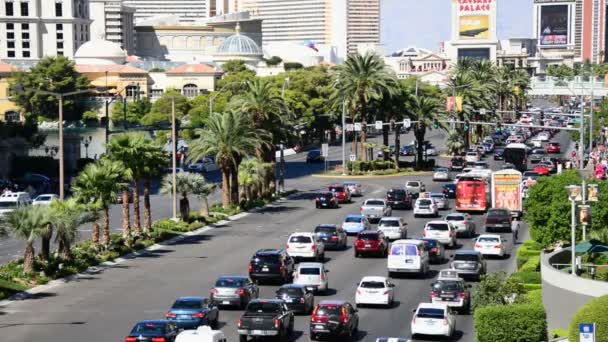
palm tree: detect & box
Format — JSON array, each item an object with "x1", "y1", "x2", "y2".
[
  {"x1": 238, "y1": 159, "x2": 269, "y2": 202},
  {"x1": 334, "y1": 52, "x2": 398, "y2": 161},
  {"x1": 445, "y1": 130, "x2": 466, "y2": 156},
  {"x1": 188, "y1": 111, "x2": 268, "y2": 208},
  {"x1": 72, "y1": 159, "x2": 130, "y2": 247},
  {"x1": 0, "y1": 205, "x2": 50, "y2": 273},
  {"x1": 140, "y1": 143, "x2": 167, "y2": 235},
  {"x1": 160, "y1": 172, "x2": 208, "y2": 220},
  {"x1": 409, "y1": 96, "x2": 442, "y2": 169},
  {"x1": 48, "y1": 199, "x2": 90, "y2": 261}
]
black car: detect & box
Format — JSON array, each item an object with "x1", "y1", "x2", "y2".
[
  {"x1": 485, "y1": 208, "x2": 512, "y2": 233},
  {"x1": 275, "y1": 284, "x2": 315, "y2": 314},
  {"x1": 442, "y1": 183, "x2": 456, "y2": 199},
  {"x1": 306, "y1": 150, "x2": 324, "y2": 163},
  {"x1": 386, "y1": 188, "x2": 412, "y2": 210},
  {"x1": 421, "y1": 238, "x2": 445, "y2": 264},
  {"x1": 249, "y1": 249, "x2": 295, "y2": 284},
  {"x1": 125, "y1": 320, "x2": 178, "y2": 342},
  {"x1": 493, "y1": 148, "x2": 504, "y2": 160},
  {"x1": 238, "y1": 300, "x2": 295, "y2": 342},
  {"x1": 314, "y1": 224, "x2": 347, "y2": 250},
  {"x1": 450, "y1": 157, "x2": 465, "y2": 171},
  {"x1": 310, "y1": 300, "x2": 359, "y2": 341},
  {"x1": 165, "y1": 297, "x2": 219, "y2": 329},
  {"x1": 315, "y1": 192, "x2": 339, "y2": 209}
]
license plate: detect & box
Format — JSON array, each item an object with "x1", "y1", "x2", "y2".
[
  {"x1": 222, "y1": 300, "x2": 230, "y2": 305},
  {"x1": 179, "y1": 314, "x2": 190, "y2": 319},
  {"x1": 284, "y1": 298, "x2": 293, "y2": 303},
  {"x1": 315, "y1": 325, "x2": 324, "y2": 330},
  {"x1": 425, "y1": 320, "x2": 436, "y2": 325},
  {"x1": 306, "y1": 286, "x2": 315, "y2": 291},
  {"x1": 262, "y1": 267, "x2": 269, "y2": 272},
  {"x1": 322, "y1": 204, "x2": 327, "y2": 206},
  {"x1": 252, "y1": 330, "x2": 263, "y2": 335},
  {"x1": 365, "y1": 244, "x2": 371, "y2": 247},
  {"x1": 405, "y1": 259, "x2": 413, "y2": 263}
]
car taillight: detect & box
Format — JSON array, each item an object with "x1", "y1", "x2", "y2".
[
  {"x1": 495, "y1": 245, "x2": 503, "y2": 249},
  {"x1": 249, "y1": 263, "x2": 253, "y2": 273},
  {"x1": 295, "y1": 272, "x2": 299, "y2": 280},
  {"x1": 383, "y1": 290, "x2": 389, "y2": 295},
  {"x1": 458, "y1": 292, "x2": 467, "y2": 298},
  {"x1": 412, "y1": 317, "x2": 416, "y2": 324},
  {"x1": 340, "y1": 307, "x2": 348, "y2": 323},
  {"x1": 422, "y1": 230, "x2": 426, "y2": 237},
  {"x1": 237, "y1": 319, "x2": 242, "y2": 328},
  {"x1": 475, "y1": 244, "x2": 482, "y2": 248},
  {"x1": 418, "y1": 249, "x2": 421, "y2": 256},
  {"x1": 443, "y1": 318, "x2": 449, "y2": 326},
  {"x1": 329, "y1": 198, "x2": 335, "y2": 202},
  {"x1": 274, "y1": 319, "x2": 280, "y2": 329},
  {"x1": 330, "y1": 236, "x2": 338, "y2": 241},
  {"x1": 300, "y1": 298, "x2": 305, "y2": 304},
  {"x1": 355, "y1": 239, "x2": 363, "y2": 247},
  {"x1": 125, "y1": 338, "x2": 137, "y2": 342},
  {"x1": 311, "y1": 244, "x2": 316, "y2": 250},
  {"x1": 210, "y1": 288, "x2": 217, "y2": 295},
  {"x1": 430, "y1": 291, "x2": 439, "y2": 298},
  {"x1": 356, "y1": 289, "x2": 362, "y2": 295},
  {"x1": 165, "y1": 312, "x2": 177, "y2": 318},
  {"x1": 192, "y1": 312, "x2": 205, "y2": 318},
  {"x1": 431, "y1": 247, "x2": 438, "y2": 252},
  {"x1": 239, "y1": 288, "x2": 246, "y2": 296},
  {"x1": 152, "y1": 338, "x2": 166, "y2": 342},
  {"x1": 321, "y1": 272, "x2": 325, "y2": 281},
  {"x1": 463, "y1": 221, "x2": 468, "y2": 225},
  {"x1": 449, "y1": 231, "x2": 453, "y2": 237}
]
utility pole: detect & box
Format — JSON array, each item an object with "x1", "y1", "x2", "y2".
[
  {"x1": 171, "y1": 98, "x2": 178, "y2": 221},
  {"x1": 590, "y1": 75, "x2": 595, "y2": 149},
  {"x1": 342, "y1": 99, "x2": 347, "y2": 175},
  {"x1": 58, "y1": 95, "x2": 65, "y2": 200}
]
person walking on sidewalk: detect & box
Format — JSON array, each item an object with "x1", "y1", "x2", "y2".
[{"x1": 511, "y1": 217, "x2": 520, "y2": 242}]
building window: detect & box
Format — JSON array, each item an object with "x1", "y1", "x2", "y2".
[
  {"x1": 57, "y1": 51, "x2": 63, "y2": 56},
  {"x1": 57, "y1": 32, "x2": 63, "y2": 40},
  {"x1": 56, "y1": 23, "x2": 63, "y2": 30},
  {"x1": 7, "y1": 41, "x2": 14, "y2": 48},
  {"x1": 55, "y1": 1, "x2": 62, "y2": 17},
  {"x1": 22, "y1": 50, "x2": 29, "y2": 58},
  {"x1": 7, "y1": 32, "x2": 14, "y2": 39},
  {"x1": 21, "y1": 32, "x2": 29, "y2": 39},
  {"x1": 182, "y1": 84, "x2": 198, "y2": 98},
  {"x1": 4, "y1": 111, "x2": 20, "y2": 122},
  {"x1": 6, "y1": 23, "x2": 14, "y2": 30},
  {"x1": 7, "y1": 51, "x2": 15, "y2": 58},
  {"x1": 57, "y1": 41, "x2": 63, "y2": 49},
  {"x1": 21, "y1": 23, "x2": 28, "y2": 30},
  {"x1": 150, "y1": 89, "x2": 163, "y2": 100},
  {"x1": 5, "y1": 2, "x2": 13, "y2": 16},
  {"x1": 125, "y1": 85, "x2": 138, "y2": 98},
  {"x1": 20, "y1": 2, "x2": 28, "y2": 16},
  {"x1": 22, "y1": 41, "x2": 29, "y2": 48}
]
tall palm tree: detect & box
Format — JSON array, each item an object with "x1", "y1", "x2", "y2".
[
  {"x1": 72, "y1": 159, "x2": 130, "y2": 247},
  {"x1": 0, "y1": 205, "x2": 50, "y2": 273},
  {"x1": 48, "y1": 199, "x2": 90, "y2": 261},
  {"x1": 188, "y1": 111, "x2": 268, "y2": 208},
  {"x1": 334, "y1": 52, "x2": 398, "y2": 161},
  {"x1": 409, "y1": 96, "x2": 442, "y2": 169},
  {"x1": 140, "y1": 142, "x2": 168, "y2": 234},
  {"x1": 160, "y1": 172, "x2": 208, "y2": 220}
]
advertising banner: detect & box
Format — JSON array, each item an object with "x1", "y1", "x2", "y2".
[
  {"x1": 492, "y1": 171, "x2": 523, "y2": 213},
  {"x1": 578, "y1": 205, "x2": 592, "y2": 226},
  {"x1": 459, "y1": 15, "x2": 490, "y2": 39},
  {"x1": 446, "y1": 96, "x2": 463, "y2": 112},
  {"x1": 540, "y1": 5, "x2": 569, "y2": 46},
  {"x1": 457, "y1": 0, "x2": 494, "y2": 15}
]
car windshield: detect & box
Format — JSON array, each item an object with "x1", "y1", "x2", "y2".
[
  {"x1": 416, "y1": 308, "x2": 445, "y2": 319},
  {"x1": 446, "y1": 215, "x2": 464, "y2": 221},
  {"x1": 130, "y1": 323, "x2": 165, "y2": 335},
  {"x1": 319, "y1": 193, "x2": 333, "y2": 199},
  {"x1": 433, "y1": 281, "x2": 462, "y2": 291},
  {"x1": 358, "y1": 234, "x2": 379, "y2": 241},
  {"x1": 172, "y1": 299, "x2": 202, "y2": 309},
  {"x1": 365, "y1": 200, "x2": 384, "y2": 206},
  {"x1": 426, "y1": 223, "x2": 449, "y2": 231},
  {"x1": 387, "y1": 191, "x2": 405, "y2": 199},
  {"x1": 36, "y1": 196, "x2": 51, "y2": 201},
  {"x1": 0, "y1": 202, "x2": 17, "y2": 208},
  {"x1": 431, "y1": 194, "x2": 444, "y2": 199},
  {"x1": 316, "y1": 305, "x2": 341, "y2": 316},
  {"x1": 299, "y1": 267, "x2": 321, "y2": 275},
  {"x1": 406, "y1": 182, "x2": 420, "y2": 187},
  {"x1": 215, "y1": 278, "x2": 245, "y2": 288},
  {"x1": 277, "y1": 288, "x2": 304, "y2": 297},
  {"x1": 454, "y1": 254, "x2": 479, "y2": 262},
  {"x1": 290, "y1": 236, "x2": 312, "y2": 243},
  {"x1": 478, "y1": 237, "x2": 500, "y2": 243},
  {"x1": 253, "y1": 254, "x2": 279, "y2": 263},
  {"x1": 379, "y1": 220, "x2": 400, "y2": 227},
  {"x1": 418, "y1": 200, "x2": 432, "y2": 206},
  {"x1": 422, "y1": 239, "x2": 438, "y2": 248},
  {"x1": 360, "y1": 281, "x2": 385, "y2": 289},
  {"x1": 329, "y1": 186, "x2": 345, "y2": 192},
  {"x1": 247, "y1": 302, "x2": 282, "y2": 313},
  {"x1": 488, "y1": 210, "x2": 509, "y2": 217},
  {"x1": 344, "y1": 216, "x2": 362, "y2": 223},
  {"x1": 315, "y1": 226, "x2": 337, "y2": 234}
]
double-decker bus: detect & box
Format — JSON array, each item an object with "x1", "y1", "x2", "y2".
[{"x1": 455, "y1": 172, "x2": 491, "y2": 212}]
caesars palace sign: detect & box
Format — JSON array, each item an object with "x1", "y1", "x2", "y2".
[{"x1": 457, "y1": 0, "x2": 494, "y2": 14}]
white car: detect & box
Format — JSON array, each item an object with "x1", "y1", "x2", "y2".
[
  {"x1": 465, "y1": 151, "x2": 479, "y2": 164},
  {"x1": 377, "y1": 217, "x2": 407, "y2": 240},
  {"x1": 0, "y1": 191, "x2": 31, "y2": 217},
  {"x1": 405, "y1": 181, "x2": 426, "y2": 197},
  {"x1": 355, "y1": 276, "x2": 395, "y2": 307},
  {"x1": 433, "y1": 168, "x2": 450, "y2": 181},
  {"x1": 474, "y1": 234, "x2": 509, "y2": 258},
  {"x1": 429, "y1": 193, "x2": 449, "y2": 210},
  {"x1": 413, "y1": 198, "x2": 438, "y2": 218},
  {"x1": 293, "y1": 262, "x2": 329, "y2": 293},
  {"x1": 343, "y1": 182, "x2": 363, "y2": 197},
  {"x1": 176, "y1": 326, "x2": 226, "y2": 342},
  {"x1": 342, "y1": 215, "x2": 370, "y2": 235},
  {"x1": 286, "y1": 232, "x2": 325, "y2": 261},
  {"x1": 445, "y1": 212, "x2": 476, "y2": 238},
  {"x1": 32, "y1": 194, "x2": 59, "y2": 205},
  {"x1": 423, "y1": 221, "x2": 456, "y2": 248},
  {"x1": 410, "y1": 303, "x2": 456, "y2": 338}
]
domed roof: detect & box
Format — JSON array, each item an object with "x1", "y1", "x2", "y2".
[
  {"x1": 74, "y1": 36, "x2": 126, "y2": 65},
  {"x1": 216, "y1": 23, "x2": 263, "y2": 57}
]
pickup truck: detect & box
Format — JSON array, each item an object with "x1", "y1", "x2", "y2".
[
  {"x1": 237, "y1": 299, "x2": 294, "y2": 342},
  {"x1": 360, "y1": 199, "x2": 392, "y2": 223}
]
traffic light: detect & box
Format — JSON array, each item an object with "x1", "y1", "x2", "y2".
[
  {"x1": 464, "y1": 120, "x2": 470, "y2": 132},
  {"x1": 496, "y1": 123, "x2": 502, "y2": 134},
  {"x1": 433, "y1": 119, "x2": 439, "y2": 129}
]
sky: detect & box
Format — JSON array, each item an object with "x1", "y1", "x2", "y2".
[{"x1": 381, "y1": 0, "x2": 533, "y2": 53}]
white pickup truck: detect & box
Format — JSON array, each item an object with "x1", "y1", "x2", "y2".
[{"x1": 360, "y1": 199, "x2": 392, "y2": 224}]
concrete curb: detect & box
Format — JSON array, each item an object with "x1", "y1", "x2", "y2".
[
  {"x1": 311, "y1": 171, "x2": 432, "y2": 179},
  {"x1": 0, "y1": 191, "x2": 299, "y2": 307}
]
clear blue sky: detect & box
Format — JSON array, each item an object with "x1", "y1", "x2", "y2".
[{"x1": 381, "y1": 0, "x2": 533, "y2": 53}]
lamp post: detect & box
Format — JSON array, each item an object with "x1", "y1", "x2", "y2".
[
  {"x1": 81, "y1": 135, "x2": 92, "y2": 159},
  {"x1": 170, "y1": 97, "x2": 178, "y2": 221},
  {"x1": 341, "y1": 98, "x2": 347, "y2": 176},
  {"x1": 12, "y1": 86, "x2": 90, "y2": 200},
  {"x1": 566, "y1": 184, "x2": 582, "y2": 276},
  {"x1": 277, "y1": 77, "x2": 290, "y2": 194}
]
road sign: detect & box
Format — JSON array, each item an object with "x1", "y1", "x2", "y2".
[
  {"x1": 580, "y1": 323, "x2": 595, "y2": 342},
  {"x1": 346, "y1": 124, "x2": 354, "y2": 132},
  {"x1": 354, "y1": 123, "x2": 362, "y2": 131},
  {"x1": 321, "y1": 143, "x2": 329, "y2": 157},
  {"x1": 349, "y1": 154, "x2": 357, "y2": 162},
  {"x1": 403, "y1": 119, "x2": 411, "y2": 128},
  {"x1": 375, "y1": 121, "x2": 383, "y2": 130}
]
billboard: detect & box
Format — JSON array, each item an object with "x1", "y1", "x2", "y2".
[
  {"x1": 492, "y1": 170, "x2": 523, "y2": 213},
  {"x1": 458, "y1": 48, "x2": 490, "y2": 60},
  {"x1": 540, "y1": 5, "x2": 569, "y2": 46},
  {"x1": 457, "y1": 0, "x2": 494, "y2": 15},
  {"x1": 459, "y1": 15, "x2": 489, "y2": 39}
]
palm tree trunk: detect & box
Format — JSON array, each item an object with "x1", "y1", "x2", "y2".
[
  {"x1": 143, "y1": 178, "x2": 152, "y2": 234},
  {"x1": 179, "y1": 195, "x2": 190, "y2": 220},
  {"x1": 200, "y1": 196, "x2": 209, "y2": 217},
  {"x1": 23, "y1": 242, "x2": 35, "y2": 274},
  {"x1": 121, "y1": 191, "x2": 131, "y2": 239},
  {"x1": 415, "y1": 128, "x2": 426, "y2": 170},
  {"x1": 359, "y1": 96, "x2": 368, "y2": 162},
  {"x1": 394, "y1": 126, "x2": 401, "y2": 170},
  {"x1": 102, "y1": 207, "x2": 110, "y2": 247},
  {"x1": 40, "y1": 225, "x2": 52, "y2": 262},
  {"x1": 59, "y1": 238, "x2": 73, "y2": 262},
  {"x1": 132, "y1": 179, "x2": 141, "y2": 236},
  {"x1": 91, "y1": 221, "x2": 100, "y2": 249},
  {"x1": 231, "y1": 166, "x2": 239, "y2": 205},
  {"x1": 382, "y1": 124, "x2": 390, "y2": 161},
  {"x1": 221, "y1": 168, "x2": 231, "y2": 208}
]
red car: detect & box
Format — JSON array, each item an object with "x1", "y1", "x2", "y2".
[
  {"x1": 533, "y1": 163, "x2": 550, "y2": 176},
  {"x1": 328, "y1": 185, "x2": 351, "y2": 204},
  {"x1": 354, "y1": 231, "x2": 388, "y2": 258},
  {"x1": 546, "y1": 142, "x2": 561, "y2": 154}
]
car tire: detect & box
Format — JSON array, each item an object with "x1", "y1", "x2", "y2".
[
  {"x1": 310, "y1": 333, "x2": 318, "y2": 341},
  {"x1": 387, "y1": 271, "x2": 393, "y2": 278},
  {"x1": 354, "y1": 251, "x2": 359, "y2": 258},
  {"x1": 239, "y1": 335, "x2": 248, "y2": 342}
]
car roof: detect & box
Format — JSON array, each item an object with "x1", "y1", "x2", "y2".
[
  {"x1": 380, "y1": 216, "x2": 402, "y2": 220},
  {"x1": 360, "y1": 276, "x2": 387, "y2": 282},
  {"x1": 446, "y1": 212, "x2": 465, "y2": 217},
  {"x1": 454, "y1": 250, "x2": 481, "y2": 255},
  {"x1": 416, "y1": 303, "x2": 448, "y2": 310},
  {"x1": 290, "y1": 232, "x2": 315, "y2": 237},
  {"x1": 175, "y1": 296, "x2": 204, "y2": 302},
  {"x1": 136, "y1": 320, "x2": 170, "y2": 325},
  {"x1": 255, "y1": 249, "x2": 283, "y2": 255},
  {"x1": 316, "y1": 224, "x2": 337, "y2": 228},
  {"x1": 425, "y1": 220, "x2": 449, "y2": 225},
  {"x1": 392, "y1": 239, "x2": 424, "y2": 245},
  {"x1": 345, "y1": 214, "x2": 363, "y2": 219},
  {"x1": 318, "y1": 300, "x2": 347, "y2": 306},
  {"x1": 358, "y1": 230, "x2": 380, "y2": 235},
  {"x1": 217, "y1": 275, "x2": 248, "y2": 281},
  {"x1": 298, "y1": 262, "x2": 324, "y2": 268},
  {"x1": 477, "y1": 234, "x2": 501, "y2": 239},
  {"x1": 279, "y1": 284, "x2": 306, "y2": 289}
]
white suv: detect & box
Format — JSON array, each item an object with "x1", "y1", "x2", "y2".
[
  {"x1": 413, "y1": 198, "x2": 438, "y2": 218},
  {"x1": 286, "y1": 232, "x2": 325, "y2": 261},
  {"x1": 423, "y1": 221, "x2": 456, "y2": 248},
  {"x1": 377, "y1": 217, "x2": 407, "y2": 240},
  {"x1": 293, "y1": 262, "x2": 329, "y2": 293}
]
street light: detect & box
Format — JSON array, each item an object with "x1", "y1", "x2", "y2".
[
  {"x1": 12, "y1": 85, "x2": 90, "y2": 200},
  {"x1": 81, "y1": 135, "x2": 92, "y2": 159},
  {"x1": 566, "y1": 184, "x2": 582, "y2": 276}
]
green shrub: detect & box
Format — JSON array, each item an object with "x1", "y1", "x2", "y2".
[
  {"x1": 517, "y1": 246, "x2": 541, "y2": 269},
  {"x1": 569, "y1": 295, "x2": 608, "y2": 342},
  {"x1": 523, "y1": 283, "x2": 543, "y2": 291},
  {"x1": 520, "y1": 255, "x2": 541, "y2": 272},
  {"x1": 474, "y1": 303, "x2": 547, "y2": 342},
  {"x1": 552, "y1": 329, "x2": 568, "y2": 338},
  {"x1": 510, "y1": 271, "x2": 542, "y2": 285},
  {"x1": 521, "y1": 289, "x2": 543, "y2": 305}
]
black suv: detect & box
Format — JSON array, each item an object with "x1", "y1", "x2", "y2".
[
  {"x1": 450, "y1": 157, "x2": 465, "y2": 171},
  {"x1": 386, "y1": 188, "x2": 412, "y2": 210},
  {"x1": 275, "y1": 284, "x2": 315, "y2": 314},
  {"x1": 315, "y1": 192, "x2": 339, "y2": 209},
  {"x1": 249, "y1": 249, "x2": 295, "y2": 284},
  {"x1": 485, "y1": 208, "x2": 512, "y2": 233},
  {"x1": 314, "y1": 224, "x2": 347, "y2": 250}
]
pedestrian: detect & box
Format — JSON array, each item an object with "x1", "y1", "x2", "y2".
[{"x1": 511, "y1": 217, "x2": 520, "y2": 242}]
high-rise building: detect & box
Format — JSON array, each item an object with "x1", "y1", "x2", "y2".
[
  {"x1": 237, "y1": 0, "x2": 380, "y2": 62},
  {"x1": 89, "y1": 0, "x2": 136, "y2": 54},
  {"x1": 124, "y1": 0, "x2": 236, "y2": 23},
  {"x1": 0, "y1": 0, "x2": 91, "y2": 61},
  {"x1": 580, "y1": 0, "x2": 605, "y2": 63}
]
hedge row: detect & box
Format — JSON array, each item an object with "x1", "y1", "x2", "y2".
[
  {"x1": 346, "y1": 160, "x2": 395, "y2": 172},
  {"x1": 517, "y1": 241, "x2": 543, "y2": 269},
  {"x1": 569, "y1": 295, "x2": 608, "y2": 342},
  {"x1": 519, "y1": 255, "x2": 541, "y2": 272},
  {"x1": 474, "y1": 303, "x2": 547, "y2": 342},
  {"x1": 510, "y1": 271, "x2": 542, "y2": 285}
]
